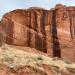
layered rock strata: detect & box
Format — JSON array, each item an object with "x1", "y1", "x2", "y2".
[{"x1": 0, "y1": 4, "x2": 75, "y2": 61}]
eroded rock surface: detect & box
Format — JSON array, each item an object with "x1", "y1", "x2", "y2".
[{"x1": 0, "y1": 4, "x2": 75, "y2": 62}]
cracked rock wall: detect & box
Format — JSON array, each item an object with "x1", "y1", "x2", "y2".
[{"x1": 0, "y1": 4, "x2": 75, "y2": 62}]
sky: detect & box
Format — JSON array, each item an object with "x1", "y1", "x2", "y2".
[{"x1": 0, "y1": 0, "x2": 75, "y2": 19}]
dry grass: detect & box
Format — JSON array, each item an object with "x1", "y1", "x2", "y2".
[{"x1": 0, "y1": 44, "x2": 75, "y2": 75}]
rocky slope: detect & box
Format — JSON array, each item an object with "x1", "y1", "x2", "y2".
[
  {"x1": 0, "y1": 4, "x2": 75, "y2": 62},
  {"x1": 0, "y1": 44, "x2": 75, "y2": 75}
]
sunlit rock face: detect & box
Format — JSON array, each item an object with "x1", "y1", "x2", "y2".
[
  {"x1": 1, "y1": 8, "x2": 48, "y2": 53},
  {"x1": 0, "y1": 4, "x2": 75, "y2": 62},
  {"x1": 54, "y1": 4, "x2": 75, "y2": 62}
]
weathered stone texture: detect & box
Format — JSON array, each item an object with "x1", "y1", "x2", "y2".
[{"x1": 0, "y1": 4, "x2": 75, "y2": 61}]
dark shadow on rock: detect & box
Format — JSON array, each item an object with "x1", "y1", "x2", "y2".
[{"x1": 52, "y1": 10, "x2": 61, "y2": 58}]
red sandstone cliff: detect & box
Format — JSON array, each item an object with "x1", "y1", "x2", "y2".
[{"x1": 0, "y1": 4, "x2": 75, "y2": 62}]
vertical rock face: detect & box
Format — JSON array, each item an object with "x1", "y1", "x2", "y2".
[
  {"x1": 53, "y1": 4, "x2": 75, "y2": 62},
  {"x1": 0, "y1": 4, "x2": 75, "y2": 61},
  {"x1": 1, "y1": 8, "x2": 47, "y2": 53}
]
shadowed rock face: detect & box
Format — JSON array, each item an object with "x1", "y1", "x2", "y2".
[{"x1": 0, "y1": 4, "x2": 75, "y2": 61}]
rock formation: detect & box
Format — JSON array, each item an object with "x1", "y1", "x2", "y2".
[
  {"x1": 0, "y1": 8, "x2": 47, "y2": 53},
  {"x1": 0, "y1": 4, "x2": 75, "y2": 62}
]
